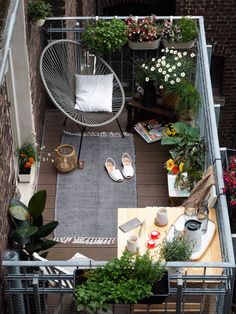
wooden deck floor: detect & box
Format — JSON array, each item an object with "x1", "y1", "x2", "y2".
[{"x1": 38, "y1": 108, "x2": 175, "y2": 261}]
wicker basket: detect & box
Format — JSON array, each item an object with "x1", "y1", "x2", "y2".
[{"x1": 54, "y1": 144, "x2": 77, "y2": 173}]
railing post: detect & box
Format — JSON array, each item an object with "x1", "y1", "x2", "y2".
[
  {"x1": 176, "y1": 277, "x2": 183, "y2": 314},
  {"x1": 32, "y1": 277, "x2": 42, "y2": 314}
]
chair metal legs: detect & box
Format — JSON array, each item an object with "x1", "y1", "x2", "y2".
[{"x1": 116, "y1": 119, "x2": 125, "y2": 138}]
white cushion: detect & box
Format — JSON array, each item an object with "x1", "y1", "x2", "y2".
[{"x1": 75, "y1": 74, "x2": 113, "y2": 112}]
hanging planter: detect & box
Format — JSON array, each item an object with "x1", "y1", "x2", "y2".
[
  {"x1": 128, "y1": 38, "x2": 161, "y2": 50},
  {"x1": 162, "y1": 39, "x2": 196, "y2": 50},
  {"x1": 35, "y1": 19, "x2": 45, "y2": 27}
]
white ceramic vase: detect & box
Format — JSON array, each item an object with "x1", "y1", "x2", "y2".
[
  {"x1": 18, "y1": 173, "x2": 31, "y2": 183},
  {"x1": 128, "y1": 37, "x2": 161, "y2": 50}
]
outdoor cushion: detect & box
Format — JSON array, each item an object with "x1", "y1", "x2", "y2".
[{"x1": 75, "y1": 74, "x2": 113, "y2": 112}]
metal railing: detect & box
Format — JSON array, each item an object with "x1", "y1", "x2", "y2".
[{"x1": 2, "y1": 15, "x2": 235, "y2": 314}]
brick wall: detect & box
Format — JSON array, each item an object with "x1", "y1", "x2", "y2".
[
  {"x1": 0, "y1": 84, "x2": 16, "y2": 313},
  {"x1": 26, "y1": 16, "x2": 47, "y2": 145},
  {"x1": 176, "y1": 1, "x2": 236, "y2": 148}
]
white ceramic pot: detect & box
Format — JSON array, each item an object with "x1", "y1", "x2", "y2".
[
  {"x1": 18, "y1": 173, "x2": 31, "y2": 183},
  {"x1": 36, "y1": 19, "x2": 45, "y2": 27},
  {"x1": 128, "y1": 37, "x2": 161, "y2": 50},
  {"x1": 162, "y1": 39, "x2": 196, "y2": 50}
]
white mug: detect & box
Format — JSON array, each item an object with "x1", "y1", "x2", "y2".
[
  {"x1": 127, "y1": 235, "x2": 139, "y2": 253},
  {"x1": 155, "y1": 208, "x2": 168, "y2": 226}
]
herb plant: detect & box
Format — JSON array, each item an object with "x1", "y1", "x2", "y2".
[
  {"x1": 27, "y1": 0, "x2": 52, "y2": 22},
  {"x1": 160, "y1": 237, "x2": 192, "y2": 261},
  {"x1": 75, "y1": 251, "x2": 165, "y2": 313},
  {"x1": 82, "y1": 18, "x2": 127, "y2": 54}
]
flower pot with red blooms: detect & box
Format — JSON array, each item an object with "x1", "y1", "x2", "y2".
[
  {"x1": 125, "y1": 15, "x2": 163, "y2": 50},
  {"x1": 18, "y1": 138, "x2": 38, "y2": 183}
]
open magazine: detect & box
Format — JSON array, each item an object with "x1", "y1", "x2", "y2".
[{"x1": 134, "y1": 119, "x2": 165, "y2": 143}]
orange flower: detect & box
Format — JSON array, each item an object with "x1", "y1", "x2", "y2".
[
  {"x1": 28, "y1": 157, "x2": 35, "y2": 164},
  {"x1": 24, "y1": 162, "x2": 32, "y2": 169},
  {"x1": 172, "y1": 165, "x2": 179, "y2": 174}
]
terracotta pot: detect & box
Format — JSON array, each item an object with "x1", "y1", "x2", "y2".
[
  {"x1": 128, "y1": 38, "x2": 161, "y2": 50},
  {"x1": 162, "y1": 92, "x2": 180, "y2": 110},
  {"x1": 162, "y1": 39, "x2": 196, "y2": 50}
]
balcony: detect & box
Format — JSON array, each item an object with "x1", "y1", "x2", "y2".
[{"x1": 1, "y1": 14, "x2": 235, "y2": 314}]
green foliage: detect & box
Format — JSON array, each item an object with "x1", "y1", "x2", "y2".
[
  {"x1": 9, "y1": 190, "x2": 59, "y2": 260},
  {"x1": 177, "y1": 17, "x2": 198, "y2": 42},
  {"x1": 165, "y1": 80, "x2": 200, "y2": 117},
  {"x1": 160, "y1": 237, "x2": 192, "y2": 261},
  {"x1": 163, "y1": 17, "x2": 198, "y2": 43},
  {"x1": 27, "y1": 0, "x2": 52, "y2": 21},
  {"x1": 75, "y1": 251, "x2": 165, "y2": 313},
  {"x1": 82, "y1": 18, "x2": 128, "y2": 54},
  {"x1": 161, "y1": 122, "x2": 205, "y2": 189}
]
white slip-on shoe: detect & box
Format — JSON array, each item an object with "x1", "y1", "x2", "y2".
[
  {"x1": 104, "y1": 158, "x2": 123, "y2": 182},
  {"x1": 121, "y1": 153, "x2": 134, "y2": 179}
]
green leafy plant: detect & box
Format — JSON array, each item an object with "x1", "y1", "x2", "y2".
[
  {"x1": 9, "y1": 190, "x2": 59, "y2": 260},
  {"x1": 27, "y1": 0, "x2": 52, "y2": 22},
  {"x1": 165, "y1": 79, "x2": 200, "y2": 118},
  {"x1": 82, "y1": 18, "x2": 128, "y2": 55},
  {"x1": 163, "y1": 17, "x2": 198, "y2": 42},
  {"x1": 74, "y1": 251, "x2": 165, "y2": 313},
  {"x1": 161, "y1": 121, "x2": 205, "y2": 189},
  {"x1": 160, "y1": 237, "x2": 192, "y2": 261}
]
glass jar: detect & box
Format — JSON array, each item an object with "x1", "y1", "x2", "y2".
[
  {"x1": 197, "y1": 202, "x2": 209, "y2": 233},
  {"x1": 184, "y1": 206, "x2": 196, "y2": 221}
]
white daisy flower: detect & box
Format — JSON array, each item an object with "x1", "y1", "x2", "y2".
[
  {"x1": 161, "y1": 49, "x2": 165, "y2": 52},
  {"x1": 177, "y1": 62, "x2": 182, "y2": 67},
  {"x1": 145, "y1": 77, "x2": 150, "y2": 82},
  {"x1": 170, "y1": 80, "x2": 175, "y2": 84},
  {"x1": 174, "y1": 57, "x2": 178, "y2": 61},
  {"x1": 159, "y1": 85, "x2": 164, "y2": 89},
  {"x1": 163, "y1": 71, "x2": 166, "y2": 75},
  {"x1": 190, "y1": 53, "x2": 195, "y2": 58},
  {"x1": 161, "y1": 56, "x2": 166, "y2": 60},
  {"x1": 161, "y1": 61, "x2": 166, "y2": 66},
  {"x1": 180, "y1": 72, "x2": 186, "y2": 77},
  {"x1": 172, "y1": 65, "x2": 176, "y2": 70},
  {"x1": 168, "y1": 68, "x2": 173, "y2": 73},
  {"x1": 158, "y1": 68, "x2": 163, "y2": 73},
  {"x1": 173, "y1": 73, "x2": 177, "y2": 77},
  {"x1": 170, "y1": 49, "x2": 173, "y2": 53},
  {"x1": 173, "y1": 50, "x2": 177, "y2": 54},
  {"x1": 166, "y1": 63, "x2": 170, "y2": 68},
  {"x1": 165, "y1": 48, "x2": 169, "y2": 52},
  {"x1": 152, "y1": 58, "x2": 155, "y2": 61},
  {"x1": 151, "y1": 66, "x2": 155, "y2": 71},
  {"x1": 145, "y1": 66, "x2": 148, "y2": 69},
  {"x1": 156, "y1": 63, "x2": 160, "y2": 68},
  {"x1": 177, "y1": 52, "x2": 182, "y2": 57},
  {"x1": 164, "y1": 77, "x2": 168, "y2": 82},
  {"x1": 183, "y1": 51, "x2": 187, "y2": 56},
  {"x1": 176, "y1": 78, "x2": 181, "y2": 82}
]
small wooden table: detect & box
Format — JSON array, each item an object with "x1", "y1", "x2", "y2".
[
  {"x1": 117, "y1": 207, "x2": 222, "y2": 276},
  {"x1": 126, "y1": 99, "x2": 174, "y2": 132}
]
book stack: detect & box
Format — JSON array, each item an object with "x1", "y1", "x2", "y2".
[{"x1": 134, "y1": 119, "x2": 164, "y2": 143}]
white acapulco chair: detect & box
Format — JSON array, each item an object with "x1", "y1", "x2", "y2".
[{"x1": 39, "y1": 39, "x2": 125, "y2": 167}]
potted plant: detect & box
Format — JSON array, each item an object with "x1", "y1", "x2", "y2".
[
  {"x1": 125, "y1": 15, "x2": 163, "y2": 50},
  {"x1": 160, "y1": 237, "x2": 193, "y2": 274},
  {"x1": 17, "y1": 139, "x2": 38, "y2": 182},
  {"x1": 82, "y1": 18, "x2": 128, "y2": 55},
  {"x1": 8, "y1": 190, "x2": 59, "y2": 260},
  {"x1": 164, "y1": 79, "x2": 200, "y2": 122},
  {"x1": 162, "y1": 17, "x2": 198, "y2": 49},
  {"x1": 27, "y1": 0, "x2": 52, "y2": 27},
  {"x1": 161, "y1": 121, "x2": 205, "y2": 190},
  {"x1": 74, "y1": 251, "x2": 169, "y2": 313}
]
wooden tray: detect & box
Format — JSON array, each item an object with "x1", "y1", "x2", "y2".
[{"x1": 165, "y1": 214, "x2": 216, "y2": 260}]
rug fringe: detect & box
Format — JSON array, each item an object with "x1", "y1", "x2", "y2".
[
  {"x1": 54, "y1": 236, "x2": 117, "y2": 245},
  {"x1": 63, "y1": 130, "x2": 132, "y2": 137}
]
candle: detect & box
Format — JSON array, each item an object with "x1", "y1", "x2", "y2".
[
  {"x1": 147, "y1": 239, "x2": 156, "y2": 249},
  {"x1": 150, "y1": 230, "x2": 160, "y2": 240}
]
